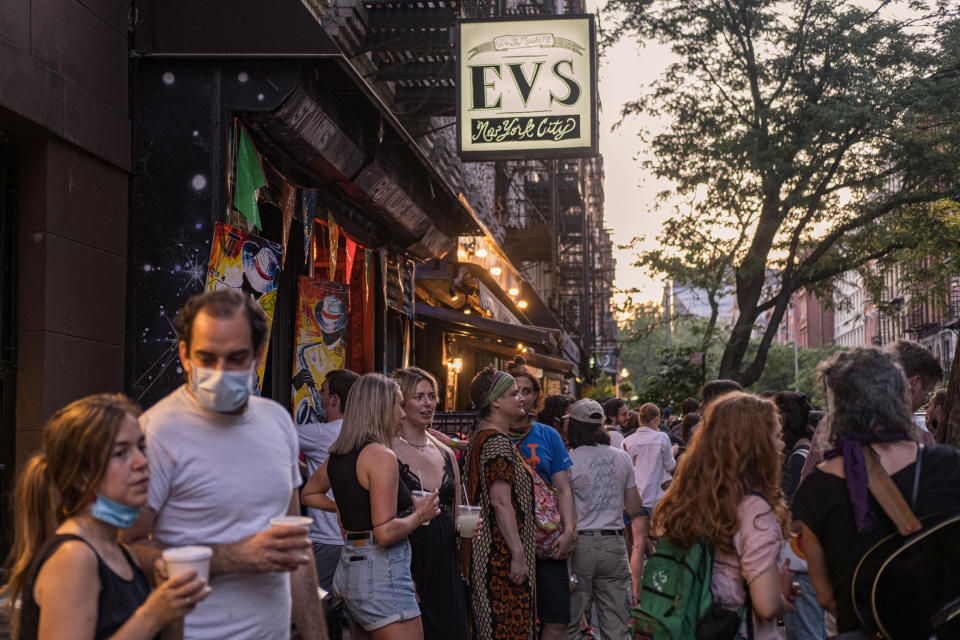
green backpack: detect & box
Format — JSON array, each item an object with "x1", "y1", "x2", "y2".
[{"x1": 629, "y1": 538, "x2": 747, "y2": 640}]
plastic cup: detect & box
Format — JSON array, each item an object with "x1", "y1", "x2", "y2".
[
  {"x1": 162, "y1": 546, "x2": 212, "y2": 582},
  {"x1": 457, "y1": 505, "x2": 482, "y2": 539},
  {"x1": 270, "y1": 516, "x2": 312, "y2": 561},
  {"x1": 410, "y1": 490, "x2": 431, "y2": 526}
]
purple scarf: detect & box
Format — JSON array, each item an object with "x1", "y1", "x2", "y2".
[{"x1": 825, "y1": 429, "x2": 911, "y2": 533}]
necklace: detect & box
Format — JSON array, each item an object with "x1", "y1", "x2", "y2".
[{"x1": 397, "y1": 434, "x2": 430, "y2": 450}]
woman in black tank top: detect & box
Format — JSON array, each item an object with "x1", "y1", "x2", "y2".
[
  {"x1": 303, "y1": 373, "x2": 440, "y2": 637},
  {"x1": 1, "y1": 394, "x2": 210, "y2": 640}
]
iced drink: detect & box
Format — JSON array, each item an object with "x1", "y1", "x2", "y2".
[{"x1": 457, "y1": 505, "x2": 481, "y2": 538}]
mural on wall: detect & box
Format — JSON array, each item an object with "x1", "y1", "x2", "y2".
[
  {"x1": 291, "y1": 278, "x2": 350, "y2": 425},
  {"x1": 205, "y1": 221, "x2": 282, "y2": 391}
]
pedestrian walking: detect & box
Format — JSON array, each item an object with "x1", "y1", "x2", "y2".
[
  {"x1": 653, "y1": 392, "x2": 798, "y2": 638},
  {"x1": 565, "y1": 399, "x2": 644, "y2": 640},
  {"x1": 772, "y1": 390, "x2": 825, "y2": 640},
  {"x1": 621, "y1": 402, "x2": 676, "y2": 594},
  {"x1": 122, "y1": 289, "x2": 325, "y2": 640},
  {"x1": 792, "y1": 348, "x2": 960, "y2": 639},
  {"x1": 462, "y1": 368, "x2": 537, "y2": 640},
  {"x1": 2, "y1": 394, "x2": 209, "y2": 640}
]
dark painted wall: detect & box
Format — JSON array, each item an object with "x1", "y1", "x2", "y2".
[{"x1": 0, "y1": 0, "x2": 130, "y2": 480}]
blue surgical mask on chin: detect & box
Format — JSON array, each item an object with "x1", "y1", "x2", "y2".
[
  {"x1": 90, "y1": 494, "x2": 141, "y2": 528},
  {"x1": 191, "y1": 365, "x2": 254, "y2": 412}
]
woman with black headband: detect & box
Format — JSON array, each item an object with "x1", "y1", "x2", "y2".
[{"x1": 461, "y1": 367, "x2": 537, "y2": 640}]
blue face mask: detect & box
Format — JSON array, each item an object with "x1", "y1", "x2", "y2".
[
  {"x1": 90, "y1": 494, "x2": 141, "y2": 528},
  {"x1": 191, "y1": 365, "x2": 254, "y2": 412}
]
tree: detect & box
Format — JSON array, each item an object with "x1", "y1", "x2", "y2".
[
  {"x1": 747, "y1": 342, "x2": 844, "y2": 406},
  {"x1": 584, "y1": 374, "x2": 616, "y2": 400},
  {"x1": 606, "y1": 0, "x2": 960, "y2": 385}
]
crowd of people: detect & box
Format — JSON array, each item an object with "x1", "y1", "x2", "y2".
[{"x1": 2, "y1": 288, "x2": 959, "y2": 640}]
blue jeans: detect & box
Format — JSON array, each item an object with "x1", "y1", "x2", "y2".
[
  {"x1": 332, "y1": 537, "x2": 420, "y2": 631},
  {"x1": 785, "y1": 572, "x2": 826, "y2": 640}
]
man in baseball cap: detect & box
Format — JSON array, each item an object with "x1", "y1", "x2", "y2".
[{"x1": 563, "y1": 398, "x2": 605, "y2": 426}]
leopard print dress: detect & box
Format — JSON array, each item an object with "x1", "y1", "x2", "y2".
[{"x1": 462, "y1": 429, "x2": 537, "y2": 640}]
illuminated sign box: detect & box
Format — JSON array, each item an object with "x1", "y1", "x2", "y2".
[{"x1": 456, "y1": 14, "x2": 598, "y2": 161}]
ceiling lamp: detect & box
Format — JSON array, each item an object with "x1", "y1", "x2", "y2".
[
  {"x1": 490, "y1": 266, "x2": 502, "y2": 276},
  {"x1": 518, "y1": 300, "x2": 528, "y2": 309},
  {"x1": 475, "y1": 248, "x2": 488, "y2": 258},
  {"x1": 457, "y1": 248, "x2": 468, "y2": 260},
  {"x1": 508, "y1": 288, "x2": 520, "y2": 296}
]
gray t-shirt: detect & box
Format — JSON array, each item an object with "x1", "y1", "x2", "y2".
[
  {"x1": 569, "y1": 444, "x2": 636, "y2": 531},
  {"x1": 297, "y1": 418, "x2": 343, "y2": 545},
  {"x1": 142, "y1": 386, "x2": 301, "y2": 640}
]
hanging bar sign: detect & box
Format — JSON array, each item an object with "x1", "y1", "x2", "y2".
[{"x1": 457, "y1": 14, "x2": 598, "y2": 161}]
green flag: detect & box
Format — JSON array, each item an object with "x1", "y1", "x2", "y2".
[{"x1": 234, "y1": 126, "x2": 266, "y2": 229}]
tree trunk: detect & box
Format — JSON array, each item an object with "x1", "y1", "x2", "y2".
[{"x1": 939, "y1": 334, "x2": 960, "y2": 447}]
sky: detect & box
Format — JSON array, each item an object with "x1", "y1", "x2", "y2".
[{"x1": 585, "y1": 0, "x2": 677, "y2": 308}]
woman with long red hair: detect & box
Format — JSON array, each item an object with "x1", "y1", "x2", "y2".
[{"x1": 652, "y1": 391, "x2": 798, "y2": 638}]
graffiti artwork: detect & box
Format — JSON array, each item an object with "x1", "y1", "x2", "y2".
[
  {"x1": 291, "y1": 278, "x2": 350, "y2": 425},
  {"x1": 205, "y1": 222, "x2": 282, "y2": 391}
]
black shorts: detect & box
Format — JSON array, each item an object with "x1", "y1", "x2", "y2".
[{"x1": 536, "y1": 556, "x2": 571, "y2": 624}]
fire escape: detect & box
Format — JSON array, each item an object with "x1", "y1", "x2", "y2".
[{"x1": 323, "y1": 0, "x2": 605, "y2": 374}]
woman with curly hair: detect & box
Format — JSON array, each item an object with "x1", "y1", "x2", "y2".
[{"x1": 653, "y1": 392, "x2": 798, "y2": 638}]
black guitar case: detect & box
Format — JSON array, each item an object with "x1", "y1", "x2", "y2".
[{"x1": 850, "y1": 445, "x2": 960, "y2": 640}]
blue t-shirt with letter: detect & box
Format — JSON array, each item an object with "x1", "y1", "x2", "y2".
[{"x1": 515, "y1": 421, "x2": 572, "y2": 481}]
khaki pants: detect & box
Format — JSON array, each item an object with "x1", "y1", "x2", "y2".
[{"x1": 567, "y1": 532, "x2": 632, "y2": 640}]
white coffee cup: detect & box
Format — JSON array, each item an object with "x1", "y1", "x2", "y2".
[
  {"x1": 162, "y1": 546, "x2": 213, "y2": 582},
  {"x1": 269, "y1": 516, "x2": 312, "y2": 528},
  {"x1": 270, "y1": 516, "x2": 313, "y2": 561}
]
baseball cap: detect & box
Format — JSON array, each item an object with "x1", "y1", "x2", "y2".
[{"x1": 563, "y1": 399, "x2": 604, "y2": 425}]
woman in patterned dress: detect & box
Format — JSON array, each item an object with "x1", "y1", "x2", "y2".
[{"x1": 462, "y1": 368, "x2": 537, "y2": 640}]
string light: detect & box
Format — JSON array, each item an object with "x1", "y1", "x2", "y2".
[
  {"x1": 475, "y1": 248, "x2": 488, "y2": 258},
  {"x1": 490, "y1": 266, "x2": 502, "y2": 276},
  {"x1": 508, "y1": 288, "x2": 519, "y2": 296},
  {"x1": 518, "y1": 300, "x2": 528, "y2": 309}
]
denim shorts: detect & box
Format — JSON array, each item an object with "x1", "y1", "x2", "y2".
[{"x1": 332, "y1": 535, "x2": 420, "y2": 631}]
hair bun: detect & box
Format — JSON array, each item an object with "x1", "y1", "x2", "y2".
[{"x1": 513, "y1": 355, "x2": 526, "y2": 366}]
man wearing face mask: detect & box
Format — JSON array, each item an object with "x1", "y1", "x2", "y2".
[{"x1": 123, "y1": 290, "x2": 327, "y2": 640}]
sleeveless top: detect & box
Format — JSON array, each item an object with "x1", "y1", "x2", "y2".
[
  {"x1": 18, "y1": 533, "x2": 154, "y2": 640},
  {"x1": 328, "y1": 442, "x2": 414, "y2": 531}
]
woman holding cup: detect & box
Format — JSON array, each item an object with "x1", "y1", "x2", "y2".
[
  {"x1": 303, "y1": 373, "x2": 440, "y2": 639},
  {"x1": 390, "y1": 367, "x2": 468, "y2": 640},
  {"x1": 1, "y1": 394, "x2": 210, "y2": 640}
]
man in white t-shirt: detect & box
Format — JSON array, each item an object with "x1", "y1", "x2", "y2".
[
  {"x1": 297, "y1": 369, "x2": 358, "y2": 593},
  {"x1": 124, "y1": 290, "x2": 327, "y2": 640},
  {"x1": 566, "y1": 399, "x2": 644, "y2": 640}
]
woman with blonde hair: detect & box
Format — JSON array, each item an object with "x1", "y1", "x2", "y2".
[
  {"x1": 389, "y1": 367, "x2": 468, "y2": 640},
  {"x1": 2, "y1": 393, "x2": 209, "y2": 640},
  {"x1": 302, "y1": 373, "x2": 440, "y2": 639},
  {"x1": 653, "y1": 392, "x2": 798, "y2": 638}
]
